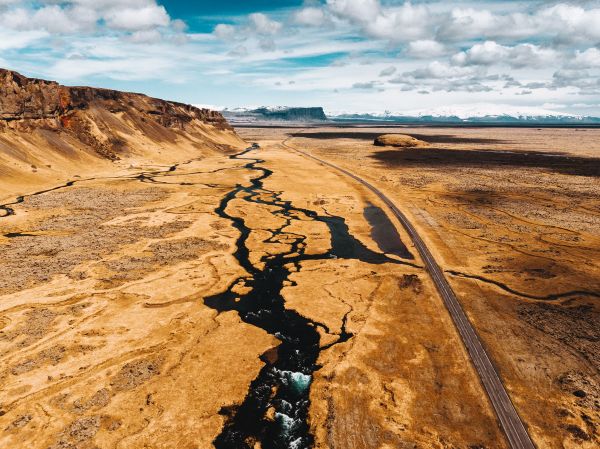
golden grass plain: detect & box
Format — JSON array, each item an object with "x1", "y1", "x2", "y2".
[
  {"x1": 239, "y1": 125, "x2": 600, "y2": 449},
  {"x1": 0, "y1": 124, "x2": 598, "y2": 449}
]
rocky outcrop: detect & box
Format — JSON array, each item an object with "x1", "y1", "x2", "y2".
[
  {"x1": 0, "y1": 69, "x2": 230, "y2": 128},
  {"x1": 223, "y1": 106, "x2": 328, "y2": 123},
  {"x1": 0, "y1": 68, "x2": 235, "y2": 160},
  {"x1": 250, "y1": 107, "x2": 327, "y2": 121},
  {"x1": 374, "y1": 134, "x2": 428, "y2": 148}
]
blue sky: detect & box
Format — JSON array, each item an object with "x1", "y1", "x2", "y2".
[{"x1": 1, "y1": 1, "x2": 600, "y2": 116}]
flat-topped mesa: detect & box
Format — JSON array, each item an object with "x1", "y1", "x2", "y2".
[
  {"x1": 223, "y1": 106, "x2": 328, "y2": 124},
  {"x1": 0, "y1": 68, "x2": 242, "y2": 162},
  {"x1": 251, "y1": 107, "x2": 327, "y2": 121},
  {"x1": 0, "y1": 68, "x2": 231, "y2": 130}
]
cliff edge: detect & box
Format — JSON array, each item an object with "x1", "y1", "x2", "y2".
[
  {"x1": 0, "y1": 69, "x2": 245, "y2": 195},
  {"x1": 0, "y1": 69, "x2": 243, "y2": 160}
]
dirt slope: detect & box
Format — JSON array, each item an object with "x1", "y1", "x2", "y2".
[{"x1": 0, "y1": 69, "x2": 245, "y2": 199}]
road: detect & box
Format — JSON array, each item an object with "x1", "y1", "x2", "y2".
[{"x1": 283, "y1": 141, "x2": 536, "y2": 449}]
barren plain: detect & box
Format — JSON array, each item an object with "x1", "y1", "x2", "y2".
[
  {"x1": 241, "y1": 125, "x2": 600, "y2": 449},
  {"x1": 1, "y1": 122, "x2": 599, "y2": 449}
]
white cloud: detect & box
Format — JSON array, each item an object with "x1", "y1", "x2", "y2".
[
  {"x1": 259, "y1": 38, "x2": 276, "y2": 51},
  {"x1": 128, "y1": 29, "x2": 162, "y2": 43},
  {"x1": 327, "y1": 0, "x2": 431, "y2": 43},
  {"x1": 0, "y1": 5, "x2": 93, "y2": 33},
  {"x1": 68, "y1": 6, "x2": 99, "y2": 29},
  {"x1": 366, "y1": 2, "x2": 431, "y2": 42},
  {"x1": 33, "y1": 6, "x2": 82, "y2": 33},
  {"x1": 47, "y1": 54, "x2": 173, "y2": 80},
  {"x1": 105, "y1": 5, "x2": 169, "y2": 31},
  {"x1": 352, "y1": 81, "x2": 377, "y2": 89},
  {"x1": 388, "y1": 60, "x2": 495, "y2": 93},
  {"x1": 228, "y1": 45, "x2": 248, "y2": 58},
  {"x1": 322, "y1": 1, "x2": 600, "y2": 48},
  {"x1": 506, "y1": 44, "x2": 557, "y2": 69},
  {"x1": 569, "y1": 48, "x2": 600, "y2": 69},
  {"x1": 404, "y1": 61, "x2": 481, "y2": 80},
  {"x1": 171, "y1": 19, "x2": 187, "y2": 33},
  {"x1": 379, "y1": 66, "x2": 396, "y2": 77},
  {"x1": 1, "y1": 7, "x2": 34, "y2": 30},
  {"x1": 0, "y1": 1, "x2": 173, "y2": 35},
  {"x1": 452, "y1": 41, "x2": 557, "y2": 69},
  {"x1": 551, "y1": 68, "x2": 598, "y2": 92},
  {"x1": 235, "y1": 38, "x2": 378, "y2": 64},
  {"x1": 538, "y1": 4, "x2": 600, "y2": 42},
  {"x1": 2, "y1": 0, "x2": 600, "y2": 115},
  {"x1": 0, "y1": 29, "x2": 48, "y2": 50},
  {"x1": 406, "y1": 40, "x2": 446, "y2": 58},
  {"x1": 327, "y1": 0, "x2": 380, "y2": 23},
  {"x1": 437, "y1": 3, "x2": 600, "y2": 44},
  {"x1": 213, "y1": 12, "x2": 282, "y2": 46},
  {"x1": 213, "y1": 23, "x2": 237, "y2": 40},
  {"x1": 293, "y1": 7, "x2": 327, "y2": 26},
  {"x1": 248, "y1": 13, "x2": 282, "y2": 35},
  {"x1": 438, "y1": 8, "x2": 523, "y2": 41}
]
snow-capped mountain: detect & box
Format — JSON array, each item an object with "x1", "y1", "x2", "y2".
[
  {"x1": 405, "y1": 104, "x2": 581, "y2": 120},
  {"x1": 326, "y1": 103, "x2": 597, "y2": 123}
]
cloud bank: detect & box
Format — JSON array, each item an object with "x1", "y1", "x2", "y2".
[{"x1": 1, "y1": 1, "x2": 600, "y2": 114}]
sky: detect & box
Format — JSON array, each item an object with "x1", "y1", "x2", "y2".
[{"x1": 1, "y1": 0, "x2": 600, "y2": 116}]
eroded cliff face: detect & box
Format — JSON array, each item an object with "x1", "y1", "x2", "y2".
[
  {"x1": 0, "y1": 68, "x2": 240, "y2": 159},
  {"x1": 0, "y1": 69, "x2": 230, "y2": 127},
  {"x1": 223, "y1": 107, "x2": 328, "y2": 124},
  {"x1": 0, "y1": 69, "x2": 245, "y2": 195}
]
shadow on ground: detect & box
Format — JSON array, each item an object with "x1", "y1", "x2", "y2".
[
  {"x1": 290, "y1": 131, "x2": 506, "y2": 145},
  {"x1": 370, "y1": 147, "x2": 600, "y2": 177}
]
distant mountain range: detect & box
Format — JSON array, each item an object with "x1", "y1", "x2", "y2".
[
  {"x1": 215, "y1": 104, "x2": 600, "y2": 125},
  {"x1": 328, "y1": 105, "x2": 600, "y2": 125},
  {"x1": 330, "y1": 114, "x2": 600, "y2": 125}
]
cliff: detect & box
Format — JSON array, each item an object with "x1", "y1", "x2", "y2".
[
  {"x1": 250, "y1": 107, "x2": 327, "y2": 121},
  {"x1": 0, "y1": 69, "x2": 242, "y2": 162},
  {"x1": 0, "y1": 69, "x2": 246, "y2": 195},
  {"x1": 223, "y1": 106, "x2": 328, "y2": 124}
]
